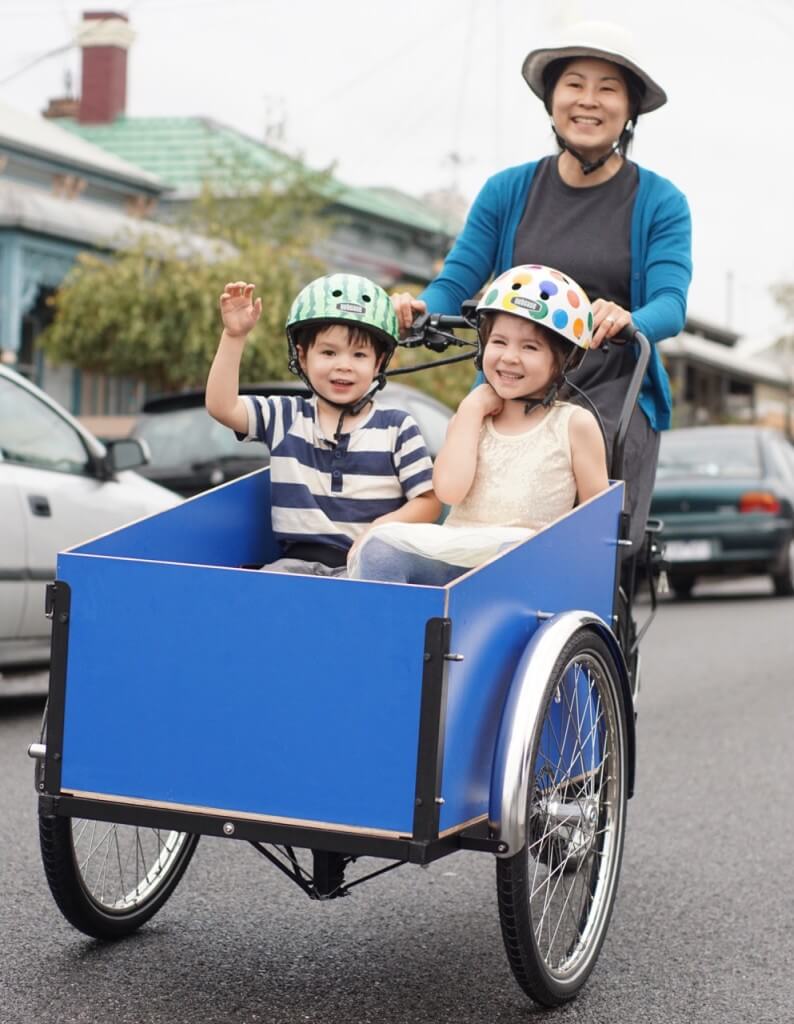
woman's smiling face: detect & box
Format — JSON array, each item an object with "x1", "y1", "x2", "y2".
[{"x1": 551, "y1": 57, "x2": 631, "y2": 158}]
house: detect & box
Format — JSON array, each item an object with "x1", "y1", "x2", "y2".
[
  {"x1": 659, "y1": 316, "x2": 793, "y2": 431},
  {"x1": 0, "y1": 10, "x2": 458, "y2": 420},
  {"x1": 47, "y1": 11, "x2": 457, "y2": 290},
  {"x1": 0, "y1": 94, "x2": 175, "y2": 414}
]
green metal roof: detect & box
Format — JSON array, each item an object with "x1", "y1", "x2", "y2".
[{"x1": 60, "y1": 116, "x2": 458, "y2": 236}]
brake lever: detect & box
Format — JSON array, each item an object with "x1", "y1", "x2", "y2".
[
  {"x1": 400, "y1": 311, "x2": 432, "y2": 349},
  {"x1": 600, "y1": 324, "x2": 638, "y2": 354},
  {"x1": 400, "y1": 312, "x2": 454, "y2": 352}
]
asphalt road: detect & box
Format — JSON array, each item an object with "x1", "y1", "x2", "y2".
[{"x1": 2, "y1": 578, "x2": 793, "y2": 1024}]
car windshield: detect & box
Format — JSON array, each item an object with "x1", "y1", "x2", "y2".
[
  {"x1": 656, "y1": 433, "x2": 762, "y2": 480},
  {"x1": 134, "y1": 407, "x2": 268, "y2": 466}
]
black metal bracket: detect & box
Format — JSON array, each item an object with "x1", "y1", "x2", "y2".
[
  {"x1": 43, "y1": 580, "x2": 71, "y2": 795},
  {"x1": 457, "y1": 831, "x2": 509, "y2": 855},
  {"x1": 631, "y1": 519, "x2": 664, "y2": 651},
  {"x1": 412, "y1": 617, "x2": 452, "y2": 842},
  {"x1": 248, "y1": 842, "x2": 407, "y2": 900}
]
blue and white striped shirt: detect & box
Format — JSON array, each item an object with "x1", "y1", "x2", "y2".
[{"x1": 239, "y1": 395, "x2": 434, "y2": 552}]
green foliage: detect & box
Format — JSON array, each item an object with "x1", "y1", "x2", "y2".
[
  {"x1": 40, "y1": 162, "x2": 327, "y2": 391},
  {"x1": 39, "y1": 152, "x2": 473, "y2": 410},
  {"x1": 772, "y1": 282, "x2": 794, "y2": 339}
]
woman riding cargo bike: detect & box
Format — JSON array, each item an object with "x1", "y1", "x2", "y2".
[{"x1": 29, "y1": 19, "x2": 684, "y2": 1011}]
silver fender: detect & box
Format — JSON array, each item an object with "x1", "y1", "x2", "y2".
[{"x1": 489, "y1": 610, "x2": 635, "y2": 858}]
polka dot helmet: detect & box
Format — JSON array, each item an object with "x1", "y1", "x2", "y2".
[
  {"x1": 476, "y1": 265, "x2": 594, "y2": 355},
  {"x1": 286, "y1": 273, "x2": 399, "y2": 379}
]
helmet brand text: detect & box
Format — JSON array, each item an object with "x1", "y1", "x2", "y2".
[{"x1": 511, "y1": 297, "x2": 541, "y2": 312}]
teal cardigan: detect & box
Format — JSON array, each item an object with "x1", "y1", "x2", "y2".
[{"x1": 421, "y1": 161, "x2": 693, "y2": 431}]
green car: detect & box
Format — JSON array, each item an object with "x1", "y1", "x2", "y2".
[{"x1": 650, "y1": 426, "x2": 794, "y2": 598}]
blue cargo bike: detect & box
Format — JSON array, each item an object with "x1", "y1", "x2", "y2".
[{"x1": 31, "y1": 316, "x2": 661, "y2": 1008}]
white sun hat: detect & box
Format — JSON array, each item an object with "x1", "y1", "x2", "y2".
[{"x1": 521, "y1": 21, "x2": 667, "y2": 114}]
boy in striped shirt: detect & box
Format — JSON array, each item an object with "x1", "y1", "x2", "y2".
[{"x1": 206, "y1": 275, "x2": 441, "y2": 575}]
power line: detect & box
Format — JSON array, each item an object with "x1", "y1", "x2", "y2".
[
  {"x1": 0, "y1": 38, "x2": 76, "y2": 87},
  {"x1": 0, "y1": 7, "x2": 141, "y2": 89}
]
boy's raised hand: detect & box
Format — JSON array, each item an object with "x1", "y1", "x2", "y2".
[{"x1": 220, "y1": 281, "x2": 262, "y2": 338}]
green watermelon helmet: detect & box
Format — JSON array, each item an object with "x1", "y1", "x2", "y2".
[
  {"x1": 476, "y1": 264, "x2": 593, "y2": 358},
  {"x1": 286, "y1": 274, "x2": 399, "y2": 383}
]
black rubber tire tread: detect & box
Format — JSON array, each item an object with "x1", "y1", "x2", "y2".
[
  {"x1": 495, "y1": 628, "x2": 628, "y2": 1007},
  {"x1": 771, "y1": 542, "x2": 794, "y2": 596},
  {"x1": 39, "y1": 814, "x2": 199, "y2": 940}
]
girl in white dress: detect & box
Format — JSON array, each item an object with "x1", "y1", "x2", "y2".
[{"x1": 349, "y1": 265, "x2": 609, "y2": 585}]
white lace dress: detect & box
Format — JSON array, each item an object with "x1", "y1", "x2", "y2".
[{"x1": 348, "y1": 403, "x2": 578, "y2": 574}]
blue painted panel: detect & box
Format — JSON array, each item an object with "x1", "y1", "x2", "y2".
[
  {"x1": 70, "y1": 469, "x2": 279, "y2": 569},
  {"x1": 59, "y1": 553, "x2": 445, "y2": 833},
  {"x1": 438, "y1": 485, "x2": 623, "y2": 832}
]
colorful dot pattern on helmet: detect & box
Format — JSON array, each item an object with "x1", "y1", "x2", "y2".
[{"x1": 476, "y1": 264, "x2": 594, "y2": 350}]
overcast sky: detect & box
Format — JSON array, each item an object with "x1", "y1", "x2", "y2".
[{"x1": 1, "y1": 0, "x2": 792, "y2": 341}]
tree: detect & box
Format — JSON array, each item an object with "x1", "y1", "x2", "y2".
[
  {"x1": 772, "y1": 282, "x2": 794, "y2": 438},
  {"x1": 39, "y1": 160, "x2": 329, "y2": 392},
  {"x1": 40, "y1": 155, "x2": 475, "y2": 408}
]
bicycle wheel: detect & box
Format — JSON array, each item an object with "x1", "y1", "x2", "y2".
[
  {"x1": 39, "y1": 814, "x2": 200, "y2": 939},
  {"x1": 37, "y1": 713, "x2": 199, "y2": 939},
  {"x1": 496, "y1": 628, "x2": 628, "y2": 1006}
]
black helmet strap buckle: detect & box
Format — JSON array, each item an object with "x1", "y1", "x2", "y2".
[
  {"x1": 523, "y1": 381, "x2": 559, "y2": 416},
  {"x1": 315, "y1": 373, "x2": 387, "y2": 443},
  {"x1": 552, "y1": 121, "x2": 633, "y2": 176}
]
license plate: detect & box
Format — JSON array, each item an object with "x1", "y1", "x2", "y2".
[{"x1": 664, "y1": 540, "x2": 714, "y2": 562}]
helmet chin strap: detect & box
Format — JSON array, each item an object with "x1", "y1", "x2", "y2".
[
  {"x1": 325, "y1": 380, "x2": 383, "y2": 443},
  {"x1": 552, "y1": 121, "x2": 633, "y2": 176},
  {"x1": 521, "y1": 382, "x2": 559, "y2": 416},
  {"x1": 485, "y1": 349, "x2": 580, "y2": 415},
  {"x1": 290, "y1": 357, "x2": 386, "y2": 442}
]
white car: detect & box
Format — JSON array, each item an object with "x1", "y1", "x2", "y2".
[{"x1": 0, "y1": 365, "x2": 181, "y2": 670}]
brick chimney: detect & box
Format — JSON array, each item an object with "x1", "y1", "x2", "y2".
[{"x1": 77, "y1": 11, "x2": 135, "y2": 124}]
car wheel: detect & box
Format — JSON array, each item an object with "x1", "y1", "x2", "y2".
[
  {"x1": 668, "y1": 574, "x2": 695, "y2": 600},
  {"x1": 771, "y1": 539, "x2": 794, "y2": 597}
]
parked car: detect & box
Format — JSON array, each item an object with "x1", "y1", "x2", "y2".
[
  {"x1": 0, "y1": 365, "x2": 181, "y2": 670},
  {"x1": 650, "y1": 425, "x2": 794, "y2": 598},
  {"x1": 129, "y1": 381, "x2": 454, "y2": 496}
]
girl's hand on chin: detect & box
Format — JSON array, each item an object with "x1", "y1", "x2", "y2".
[{"x1": 462, "y1": 383, "x2": 504, "y2": 419}]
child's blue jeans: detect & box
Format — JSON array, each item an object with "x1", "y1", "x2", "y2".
[{"x1": 355, "y1": 536, "x2": 466, "y2": 586}]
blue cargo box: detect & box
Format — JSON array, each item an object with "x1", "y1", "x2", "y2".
[{"x1": 52, "y1": 470, "x2": 623, "y2": 842}]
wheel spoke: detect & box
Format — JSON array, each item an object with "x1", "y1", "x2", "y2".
[{"x1": 70, "y1": 821, "x2": 192, "y2": 912}]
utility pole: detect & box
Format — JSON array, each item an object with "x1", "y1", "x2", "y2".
[{"x1": 725, "y1": 270, "x2": 733, "y2": 328}]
